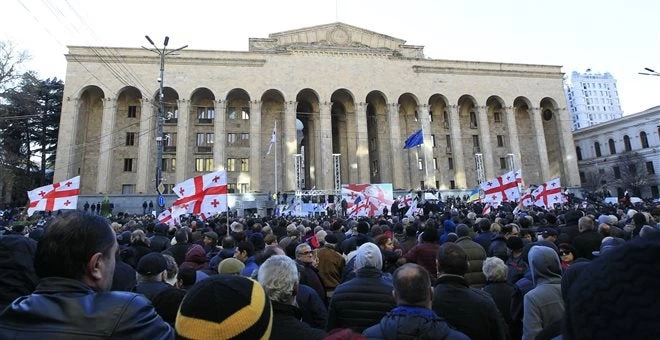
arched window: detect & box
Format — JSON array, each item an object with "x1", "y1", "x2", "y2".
[
  {"x1": 576, "y1": 146, "x2": 582, "y2": 161},
  {"x1": 624, "y1": 135, "x2": 632, "y2": 151},
  {"x1": 594, "y1": 142, "x2": 602, "y2": 158},
  {"x1": 608, "y1": 139, "x2": 616, "y2": 154},
  {"x1": 640, "y1": 131, "x2": 649, "y2": 148}
]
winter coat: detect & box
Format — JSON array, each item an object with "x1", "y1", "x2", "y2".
[
  {"x1": 327, "y1": 266, "x2": 396, "y2": 332},
  {"x1": 316, "y1": 246, "x2": 345, "y2": 290},
  {"x1": 432, "y1": 274, "x2": 509, "y2": 340},
  {"x1": 455, "y1": 236, "x2": 487, "y2": 288},
  {"x1": 0, "y1": 277, "x2": 173, "y2": 339},
  {"x1": 362, "y1": 306, "x2": 469, "y2": 340},
  {"x1": 270, "y1": 301, "x2": 327, "y2": 340}
]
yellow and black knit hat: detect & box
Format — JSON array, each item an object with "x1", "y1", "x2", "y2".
[{"x1": 175, "y1": 275, "x2": 272, "y2": 340}]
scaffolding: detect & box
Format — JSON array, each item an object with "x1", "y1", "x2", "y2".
[{"x1": 475, "y1": 153, "x2": 485, "y2": 184}]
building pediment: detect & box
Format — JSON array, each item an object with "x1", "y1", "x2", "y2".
[{"x1": 249, "y1": 22, "x2": 424, "y2": 58}]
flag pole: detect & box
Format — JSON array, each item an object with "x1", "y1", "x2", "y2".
[
  {"x1": 421, "y1": 121, "x2": 429, "y2": 185},
  {"x1": 274, "y1": 120, "x2": 278, "y2": 202}
]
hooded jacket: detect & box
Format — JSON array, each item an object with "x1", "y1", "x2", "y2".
[
  {"x1": 362, "y1": 306, "x2": 469, "y2": 340},
  {"x1": 327, "y1": 243, "x2": 395, "y2": 332},
  {"x1": 522, "y1": 246, "x2": 564, "y2": 340}
]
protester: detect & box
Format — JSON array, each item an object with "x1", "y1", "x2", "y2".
[
  {"x1": 432, "y1": 242, "x2": 508, "y2": 340},
  {"x1": 258, "y1": 255, "x2": 327, "y2": 340},
  {"x1": 327, "y1": 242, "x2": 396, "y2": 332},
  {"x1": 0, "y1": 211, "x2": 173, "y2": 338},
  {"x1": 363, "y1": 263, "x2": 468, "y2": 339}
]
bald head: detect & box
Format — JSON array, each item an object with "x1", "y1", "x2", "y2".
[{"x1": 393, "y1": 263, "x2": 433, "y2": 308}]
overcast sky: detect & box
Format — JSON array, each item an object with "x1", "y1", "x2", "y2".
[{"x1": 3, "y1": 0, "x2": 659, "y2": 114}]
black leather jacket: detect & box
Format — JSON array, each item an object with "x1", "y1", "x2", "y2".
[{"x1": 0, "y1": 277, "x2": 173, "y2": 339}]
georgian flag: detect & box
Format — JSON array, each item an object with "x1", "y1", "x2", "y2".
[
  {"x1": 513, "y1": 188, "x2": 534, "y2": 214},
  {"x1": 532, "y1": 178, "x2": 563, "y2": 209},
  {"x1": 479, "y1": 170, "x2": 521, "y2": 204},
  {"x1": 172, "y1": 171, "x2": 228, "y2": 218},
  {"x1": 398, "y1": 193, "x2": 414, "y2": 209},
  {"x1": 27, "y1": 176, "x2": 80, "y2": 216}
]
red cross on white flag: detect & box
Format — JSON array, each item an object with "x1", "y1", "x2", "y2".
[
  {"x1": 479, "y1": 169, "x2": 522, "y2": 204},
  {"x1": 532, "y1": 178, "x2": 563, "y2": 209},
  {"x1": 27, "y1": 176, "x2": 80, "y2": 216},
  {"x1": 172, "y1": 171, "x2": 228, "y2": 219}
]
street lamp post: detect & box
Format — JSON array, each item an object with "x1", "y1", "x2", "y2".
[{"x1": 142, "y1": 36, "x2": 187, "y2": 208}]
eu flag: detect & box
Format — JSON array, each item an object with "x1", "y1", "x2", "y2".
[{"x1": 403, "y1": 129, "x2": 424, "y2": 149}]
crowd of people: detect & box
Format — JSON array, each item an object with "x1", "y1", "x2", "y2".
[{"x1": 0, "y1": 197, "x2": 659, "y2": 339}]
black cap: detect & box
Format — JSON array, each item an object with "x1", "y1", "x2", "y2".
[{"x1": 137, "y1": 253, "x2": 168, "y2": 275}]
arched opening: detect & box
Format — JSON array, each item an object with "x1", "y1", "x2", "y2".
[
  {"x1": 114, "y1": 86, "x2": 143, "y2": 193},
  {"x1": 458, "y1": 95, "x2": 479, "y2": 187},
  {"x1": 594, "y1": 142, "x2": 602, "y2": 158},
  {"x1": 608, "y1": 139, "x2": 616, "y2": 155},
  {"x1": 540, "y1": 98, "x2": 564, "y2": 180},
  {"x1": 576, "y1": 146, "x2": 582, "y2": 161},
  {"x1": 331, "y1": 89, "x2": 355, "y2": 184},
  {"x1": 513, "y1": 97, "x2": 541, "y2": 184},
  {"x1": 640, "y1": 131, "x2": 649, "y2": 148},
  {"x1": 296, "y1": 89, "x2": 320, "y2": 189},
  {"x1": 624, "y1": 135, "x2": 632, "y2": 151},
  {"x1": 225, "y1": 88, "x2": 251, "y2": 193},
  {"x1": 398, "y1": 93, "x2": 420, "y2": 189},
  {"x1": 75, "y1": 86, "x2": 105, "y2": 193},
  {"x1": 366, "y1": 91, "x2": 388, "y2": 184}
]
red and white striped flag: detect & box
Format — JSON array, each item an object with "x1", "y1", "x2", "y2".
[
  {"x1": 27, "y1": 176, "x2": 80, "y2": 216},
  {"x1": 172, "y1": 171, "x2": 228, "y2": 218},
  {"x1": 532, "y1": 178, "x2": 563, "y2": 209}
]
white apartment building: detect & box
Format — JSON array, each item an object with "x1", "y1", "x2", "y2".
[{"x1": 565, "y1": 69, "x2": 623, "y2": 130}]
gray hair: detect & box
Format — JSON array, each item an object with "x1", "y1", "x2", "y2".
[
  {"x1": 295, "y1": 243, "x2": 311, "y2": 258},
  {"x1": 258, "y1": 255, "x2": 299, "y2": 303},
  {"x1": 578, "y1": 216, "x2": 595, "y2": 232},
  {"x1": 482, "y1": 256, "x2": 508, "y2": 283},
  {"x1": 354, "y1": 242, "x2": 383, "y2": 271}
]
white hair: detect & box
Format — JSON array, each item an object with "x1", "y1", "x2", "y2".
[
  {"x1": 482, "y1": 256, "x2": 508, "y2": 283},
  {"x1": 258, "y1": 255, "x2": 299, "y2": 303}
]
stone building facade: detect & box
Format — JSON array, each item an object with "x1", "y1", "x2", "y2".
[
  {"x1": 573, "y1": 106, "x2": 660, "y2": 199},
  {"x1": 54, "y1": 22, "x2": 580, "y2": 199}
]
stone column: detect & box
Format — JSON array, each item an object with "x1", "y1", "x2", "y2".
[
  {"x1": 504, "y1": 106, "x2": 523, "y2": 177},
  {"x1": 530, "y1": 107, "x2": 550, "y2": 181},
  {"x1": 284, "y1": 101, "x2": 297, "y2": 191},
  {"x1": 355, "y1": 102, "x2": 370, "y2": 183},
  {"x1": 417, "y1": 104, "x2": 436, "y2": 188},
  {"x1": 555, "y1": 108, "x2": 581, "y2": 186},
  {"x1": 318, "y1": 101, "x2": 334, "y2": 189},
  {"x1": 388, "y1": 103, "x2": 404, "y2": 189},
  {"x1": 448, "y1": 105, "x2": 466, "y2": 188},
  {"x1": 54, "y1": 97, "x2": 79, "y2": 182},
  {"x1": 249, "y1": 100, "x2": 262, "y2": 192},
  {"x1": 214, "y1": 100, "x2": 227, "y2": 171},
  {"x1": 476, "y1": 105, "x2": 495, "y2": 178},
  {"x1": 96, "y1": 97, "x2": 116, "y2": 194},
  {"x1": 136, "y1": 99, "x2": 154, "y2": 193},
  {"x1": 176, "y1": 99, "x2": 190, "y2": 183}
]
